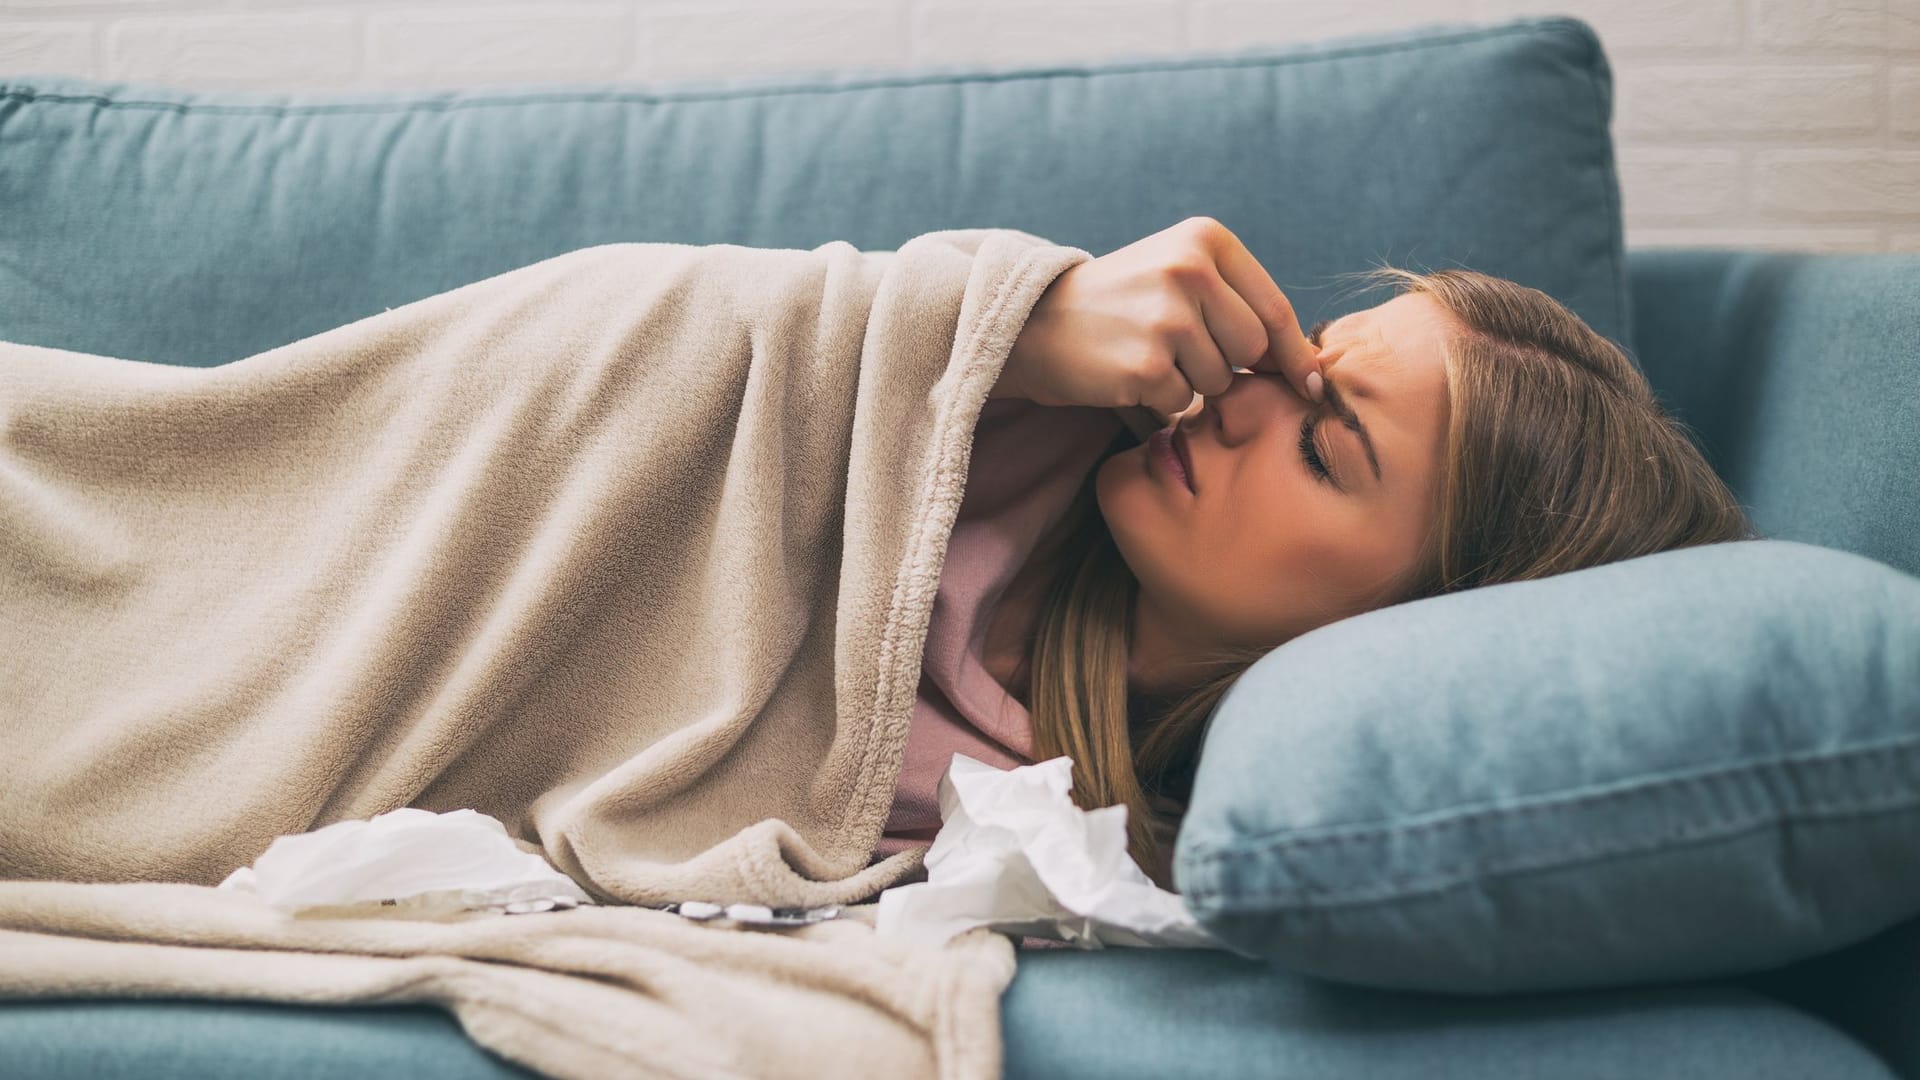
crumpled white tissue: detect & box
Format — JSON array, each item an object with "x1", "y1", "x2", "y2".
[
  {"x1": 216, "y1": 807, "x2": 594, "y2": 919},
  {"x1": 874, "y1": 754, "x2": 1224, "y2": 949}
]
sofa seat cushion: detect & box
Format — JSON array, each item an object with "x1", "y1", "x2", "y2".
[{"x1": 0, "y1": 949, "x2": 1897, "y2": 1080}]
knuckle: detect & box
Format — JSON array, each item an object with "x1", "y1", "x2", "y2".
[
  {"x1": 1178, "y1": 214, "x2": 1223, "y2": 238},
  {"x1": 1126, "y1": 345, "x2": 1174, "y2": 382},
  {"x1": 1142, "y1": 299, "x2": 1193, "y2": 340},
  {"x1": 1262, "y1": 293, "x2": 1301, "y2": 335},
  {"x1": 1161, "y1": 255, "x2": 1211, "y2": 287},
  {"x1": 1144, "y1": 317, "x2": 1187, "y2": 343}
]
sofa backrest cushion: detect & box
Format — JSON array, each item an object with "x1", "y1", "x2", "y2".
[
  {"x1": 0, "y1": 16, "x2": 1628, "y2": 372},
  {"x1": 1628, "y1": 250, "x2": 1920, "y2": 578}
]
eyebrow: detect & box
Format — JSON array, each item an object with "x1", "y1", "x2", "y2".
[{"x1": 1307, "y1": 318, "x2": 1384, "y2": 485}]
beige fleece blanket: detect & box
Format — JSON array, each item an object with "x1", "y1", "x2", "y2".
[{"x1": 0, "y1": 228, "x2": 1104, "y2": 1079}]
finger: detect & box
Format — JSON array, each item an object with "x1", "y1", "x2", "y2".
[
  {"x1": 1142, "y1": 375, "x2": 1197, "y2": 427},
  {"x1": 1166, "y1": 300, "x2": 1235, "y2": 399},
  {"x1": 1197, "y1": 222, "x2": 1324, "y2": 403},
  {"x1": 1131, "y1": 341, "x2": 1199, "y2": 423},
  {"x1": 1185, "y1": 262, "x2": 1271, "y2": 393},
  {"x1": 1151, "y1": 392, "x2": 1205, "y2": 429}
]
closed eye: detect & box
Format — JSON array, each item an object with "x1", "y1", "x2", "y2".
[
  {"x1": 1299, "y1": 319, "x2": 1337, "y2": 484},
  {"x1": 1298, "y1": 412, "x2": 1335, "y2": 485}
]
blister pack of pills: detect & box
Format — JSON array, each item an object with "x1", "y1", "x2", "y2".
[{"x1": 659, "y1": 901, "x2": 844, "y2": 928}]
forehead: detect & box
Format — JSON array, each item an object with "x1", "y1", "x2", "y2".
[
  {"x1": 1322, "y1": 293, "x2": 1454, "y2": 401},
  {"x1": 1320, "y1": 292, "x2": 1453, "y2": 500}
]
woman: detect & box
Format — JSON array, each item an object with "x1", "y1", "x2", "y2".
[
  {"x1": 877, "y1": 219, "x2": 1756, "y2": 891},
  {"x1": 0, "y1": 216, "x2": 1750, "y2": 903}
]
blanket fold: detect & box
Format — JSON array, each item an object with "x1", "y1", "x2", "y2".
[{"x1": 0, "y1": 228, "x2": 1098, "y2": 1079}]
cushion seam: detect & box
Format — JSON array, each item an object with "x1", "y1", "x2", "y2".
[
  {"x1": 1181, "y1": 730, "x2": 1920, "y2": 860},
  {"x1": 1183, "y1": 793, "x2": 1920, "y2": 910},
  {"x1": 0, "y1": 18, "x2": 1590, "y2": 116}
]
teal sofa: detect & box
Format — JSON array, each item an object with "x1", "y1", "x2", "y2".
[{"x1": 3, "y1": 16, "x2": 1917, "y2": 1079}]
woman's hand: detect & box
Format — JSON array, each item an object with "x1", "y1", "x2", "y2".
[{"x1": 992, "y1": 216, "x2": 1327, "y2": 423}]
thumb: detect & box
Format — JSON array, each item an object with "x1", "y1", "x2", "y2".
[{"x1": 1144, "y1": 383, "x2": 1198, "y2": 428}]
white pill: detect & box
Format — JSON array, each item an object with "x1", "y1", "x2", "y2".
[{"x1": 725, "y1": 903, "x2": 774, "y2": 924}]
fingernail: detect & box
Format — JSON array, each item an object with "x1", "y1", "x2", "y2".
[{"x1": 1305, "y1": 370, "x2": 1324, "y2": 402}]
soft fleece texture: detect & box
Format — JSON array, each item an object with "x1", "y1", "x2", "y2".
[{"x1": 0, "y1": 228, "x2": 1105, "y2": 1080}]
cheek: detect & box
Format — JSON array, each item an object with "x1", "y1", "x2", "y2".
[
  {"x1": 1239, "y1": 459, "x2": 1333, "y2": 539},
  {"x1": 1096, "y1": 453, "x2": 1187, "y2": 590},
  {"x1": 1232, "y1": 466, "x2": 1375, "y2": 597},
  {"x1": 1285, "y1": 511, "x2": 1417, "y2": 617}
]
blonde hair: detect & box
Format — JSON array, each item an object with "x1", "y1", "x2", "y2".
[{"x1": 1010, "y1": 267, "x2": 1759, "y2": 890}]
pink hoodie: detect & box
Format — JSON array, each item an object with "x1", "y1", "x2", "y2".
[{"x1": 873, "y1": 398, "x2": 1128, "y2": 876}]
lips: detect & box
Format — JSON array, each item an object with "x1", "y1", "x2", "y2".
[
  {"x1": 1171, "y1": 427, "x2": 1197, "y2": 492},
  {"x1": 1149, "y1": 427, "x2": 1195, "y2": 494}
]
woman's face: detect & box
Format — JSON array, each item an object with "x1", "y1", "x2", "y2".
[{"x1": 1095, "y1": 292, "x2": 1455, "y2": 692}]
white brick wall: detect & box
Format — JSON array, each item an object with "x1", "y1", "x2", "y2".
[{"x1": 1, "y1": 0, "x2": 1914, "y2": 252}]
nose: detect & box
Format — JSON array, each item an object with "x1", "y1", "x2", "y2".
[{"x1": 1198, "y1": 370, "x2": 1307, "y2": 443}]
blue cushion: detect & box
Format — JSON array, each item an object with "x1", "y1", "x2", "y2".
[
  {"x1": 0, "y1": 15, "x2": 1628, "y2": 374},
  {"x1": 1004, "y1": 949, "x2": 1896, "y2": 1080},
  {"x1": 0, "y1": 1000, "x2": 536, "y2": 1079},
  {"x1": 1628, "y1": 250, "x2": 1920, "y2": 579},
  {"x1": 1176, "y1": 539, "x2": 1920, "y2": 994}
]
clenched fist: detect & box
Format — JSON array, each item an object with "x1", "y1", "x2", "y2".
[{"x1": 992, "y1": 216, "x2": 1327, "y2": 424}]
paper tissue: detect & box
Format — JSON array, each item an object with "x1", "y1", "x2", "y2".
[
  {"x1": 875, "y1": 754, "x2": 1228, "y2": 950},
  {"x1": 217, "y1": 807, "x2": 594, "y2": 920}
]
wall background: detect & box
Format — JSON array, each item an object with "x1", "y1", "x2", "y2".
[{"x1": 2, "y1": 0, "x2": 1915, "y2": 253}]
